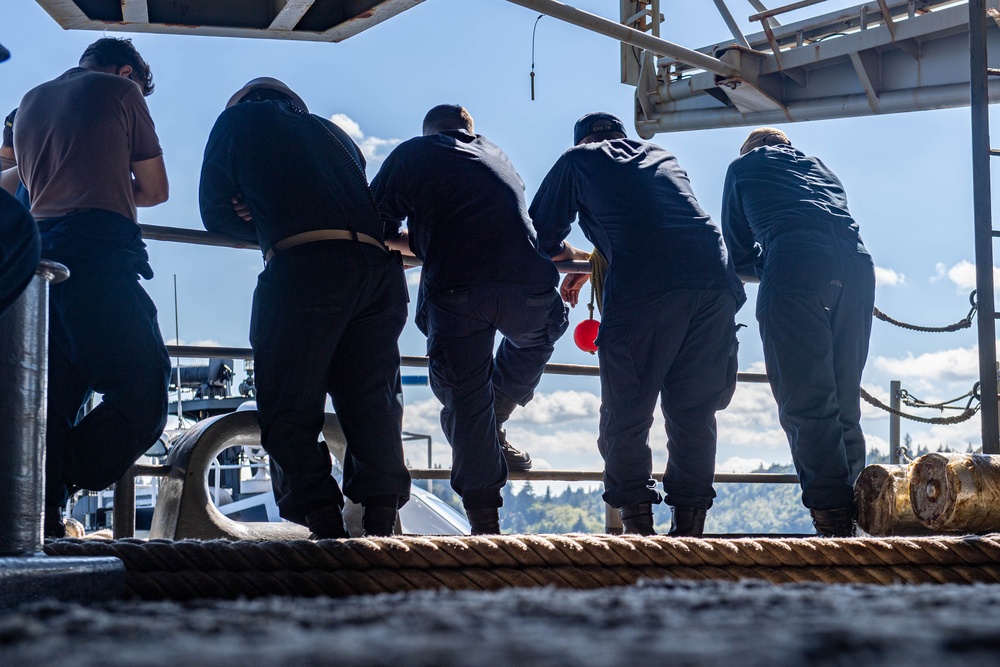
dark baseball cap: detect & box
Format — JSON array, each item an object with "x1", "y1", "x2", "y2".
[
  {"x1": 573, "y1": 112, "x2": 627, "y2": 145},
  {"x1": 226, "y1": 77, "x2": 307, "y2": 112},
  {"x1": 0, "y1": 44, "x2": 8, "y2": 63}
]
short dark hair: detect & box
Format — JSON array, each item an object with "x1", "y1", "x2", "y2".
[
  {"x1": 79, "y1": 38, "x2": 154, "y2": 97},
  {"x1": 422, "y1": 105, "x2": 473, "y2": 136}
]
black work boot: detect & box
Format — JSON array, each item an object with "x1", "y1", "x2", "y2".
[
  {"x1": 362, "y1": 505, "x2": 398, "y2": 537},
  {"x1": 497, "y1": 428, "x2": 532, "y2": 471},
  {"x1": 304, "y1": 505, "x2": 349, "y2": 539},
  {"x1": 466, "y1": 507, "x2": 501, "y2": 535},
  {"x1": 494, "y1": 391, "x2": 531, "y2": 471},
  {"x1": 810, "y1": 506, "x2": 856, "y2": 538},
  {"x1": 618, "y1": 503, "x2": 656, "y2": 536},
  {"x1": 44, "y1": 507, "x2": 66, "y2": 540},
  {"x1": 668, "y1": 505, "x2": 707, "y2": 537}
]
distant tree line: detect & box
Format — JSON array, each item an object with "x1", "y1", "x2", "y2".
[{"x1": 411, "y1": 437, "x2": 981, "y2": 535}]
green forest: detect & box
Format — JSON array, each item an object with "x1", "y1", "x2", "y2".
[{"x1": 419, "y1": 439, "x2": 976, "y2": 535}]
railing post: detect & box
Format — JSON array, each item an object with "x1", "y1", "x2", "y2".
[
  {"x1": 0, "y1": 260, "x2": 124, "y2": 607},
  {"x1": 889, "y1": 380, "x2": 901, "y2": 464},
  {"x1": 112, "y1": 467, "x2": 137, "y2": 539},
  {"x1": 970, "y1": 0, "x2": 1000, "y2": 453}
]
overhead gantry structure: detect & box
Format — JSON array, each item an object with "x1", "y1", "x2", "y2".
[
  {"x1": 32, "y1": 0, "x2": 425, "y2": 42},
  {"x1": 31, "y1": 0, "x2": 1000, "y2": 452}
]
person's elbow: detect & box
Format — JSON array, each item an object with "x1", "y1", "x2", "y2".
[
  {"x1": 139, "y1": 181, "x2": 169, "y2": 207},
  {"x1": 132, "y1": 156, "x2": 170, "y2": 207}
]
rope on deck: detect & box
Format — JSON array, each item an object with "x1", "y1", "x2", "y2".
[{"x1": 42, "y1": 534, "x2": 1000, "y2": 600}]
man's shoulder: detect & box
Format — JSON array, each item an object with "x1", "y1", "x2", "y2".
[{"x1": 24, "y1": 68, "x2": 139, "y2": 107}]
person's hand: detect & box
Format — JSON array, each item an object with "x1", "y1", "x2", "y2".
[
  {"x1": 232, "y1": 194, "x2": 253, "y2": 222},
  {"x1": 560, "y1": 273, "x2": 590, "y2": 307}
]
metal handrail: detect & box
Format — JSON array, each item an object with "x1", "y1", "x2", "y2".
[
  {"x1": 166, "y1": 343, "x2": 771, "y2": 384},
  {"x1": 409, "y1": 468, "x2": 798, "y2": 483},
  {"x1": 139, "y1": 224, "x2": 592, "y2": 274},
  {"x1": 134, "y1": 226, "x2": 790, "y2": 534}
]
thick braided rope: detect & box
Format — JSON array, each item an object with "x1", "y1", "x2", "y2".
[
  {"x1": 860, "y1": 387, "x2": 979, "y2": 425},
  {"x1": 872, "y1": 305, "x2": 974, "y2": 333},
  {"x1": 42, "y1": 534, "x2": 1000, "y2": 600}
]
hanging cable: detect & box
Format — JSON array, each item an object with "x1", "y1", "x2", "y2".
[{"x1": 530, "y1": 14, "x2": 544, "y2": 101}]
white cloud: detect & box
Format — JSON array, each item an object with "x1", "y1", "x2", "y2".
[
  {"x1": 933, "y1": 260, "x2": 999, "y2": 292},
  {"x1": 505, "y1": 428, "x2": 603, "y2": 469},
  {"x1": 164, "y1": 337, "x2": 223, "y2": 347},
  {"x1": 402, "y1": 397, "x2": 445, "y2": 435},
  {"x1": 860, "y1": 383, "x2": 890, "y2": 421},
  {"x1": 328, "y1": 113, "x2": 402, "y2": 172},
  {"x1": 513, "y1": 390, "x2": 601, "y2": 425},
  {"x1": 718, "y1": 456, "x2": 767, "y2": 473},
  {"x1": 874, "y1": 266, "x2": 905, "y2": 287},
  {"x1": 873, "y1": 345, "x2": 980, "y2": 383},
  {"x1": 405, "y1": 269, "x2": 421, "y2": 287}
]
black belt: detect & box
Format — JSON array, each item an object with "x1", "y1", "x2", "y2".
[{"x1": 264, "y1": 229, "x2": 386, "y2": 263}]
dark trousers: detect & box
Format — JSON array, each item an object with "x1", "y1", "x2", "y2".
[
  {"x1": 597, "y1": 289, "x2": 739, "y2": 510},
  {"x1": 757, "y1": 238, "x2": 876, "y2": 511},
  {"x1": 422, "y1": 283, "x2": 567, "y2": 510},
  {"x1": 45, "y1": 266, "x2": 170, "y2": 515},
  {"x1": 251, "y1": 242, "x2": 411, "y2": 524},
  {"x1": 0, "y1": 192, "x2": 40, "y2": 317}
]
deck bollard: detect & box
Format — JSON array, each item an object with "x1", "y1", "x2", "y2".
[
  {"x1": 0, "y1": 260, "x2": 124, "y2": 607},
  {"x1": 0, "y1": 260, "x2": 67, "y2": 556}
]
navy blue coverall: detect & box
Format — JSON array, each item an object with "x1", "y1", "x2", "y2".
[
  {"x1": 371, "y1": 130, "x2": 566, "y2": 510},
  {"x1": 0, "y1": 188, "x2": 39, "y2": 316},
  {"x1": 531, "y1": 139, "x2": 745, "y2": 511},
  {"x1": 39, "y1": 210, "x2": 171, "y2": 522},
  {"x1": 721, "y1": 144, "x2": 875, "y2": 512},
  {"x1": 200, "y1": 99, "x2": 410, "y2": 526}
]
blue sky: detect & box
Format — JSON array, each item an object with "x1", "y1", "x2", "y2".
[{"x1": 2, "y1": 0, "x2": 994, "y2": 477}]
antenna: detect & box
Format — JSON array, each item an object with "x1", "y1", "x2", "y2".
[
  {"x1": 173, "y1": 274, "x2": 184, "y2": 428},
  {"x1": 530, "y1": 14, "x2": 544, "y2": 101}
]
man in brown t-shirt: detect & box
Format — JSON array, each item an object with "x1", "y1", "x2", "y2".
[{"x1": 14, "y1": 37, "x2": 171, "y2": 538}]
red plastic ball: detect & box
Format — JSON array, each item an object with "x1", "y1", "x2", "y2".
[{"x1": 573, "y1": 318, "x2": 600, "y2": 354}]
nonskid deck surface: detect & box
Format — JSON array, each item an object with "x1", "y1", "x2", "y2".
[{"x1": 3, "y1": 580, "x2": 1000, "y2": 666}]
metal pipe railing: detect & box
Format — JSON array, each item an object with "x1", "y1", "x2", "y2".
[
  {"x1": 165, "y1": 343, "x2": 771, "y2": 385},
  {"x1": 140, "y1": 223, "x2": 592, "y2": 274},
  {"x1": 408, "y1": 469, "x2": 798, "y2": 484},
  {"x1": 133, "y1": 226, "x2": 835, "y2": 536}
]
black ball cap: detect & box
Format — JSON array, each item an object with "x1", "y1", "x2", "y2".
[{"x1": 573, "y1": 112, "x2": 626, "y2": 145}]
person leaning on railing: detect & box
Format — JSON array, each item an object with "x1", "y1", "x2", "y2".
[
  {"x1": 199, "y1": 77, "x2": 411, "y2": 539},
  {"x1": 370, "y1": 104, "x2": 569, "y2": 535},
  {"x1": 13, "y1": 37, "x2": 171, "y2": 539},
  {"x1": 530, "y1": 112, "x2": 746, "y2": 537},
  {"x1": 721, "y1": 127, "x2": 876, "y2": 538}
]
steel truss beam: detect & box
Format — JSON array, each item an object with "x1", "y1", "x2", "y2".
[{"x1": 632, "y1": 0, "x2": 1000, "y2": 135}]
